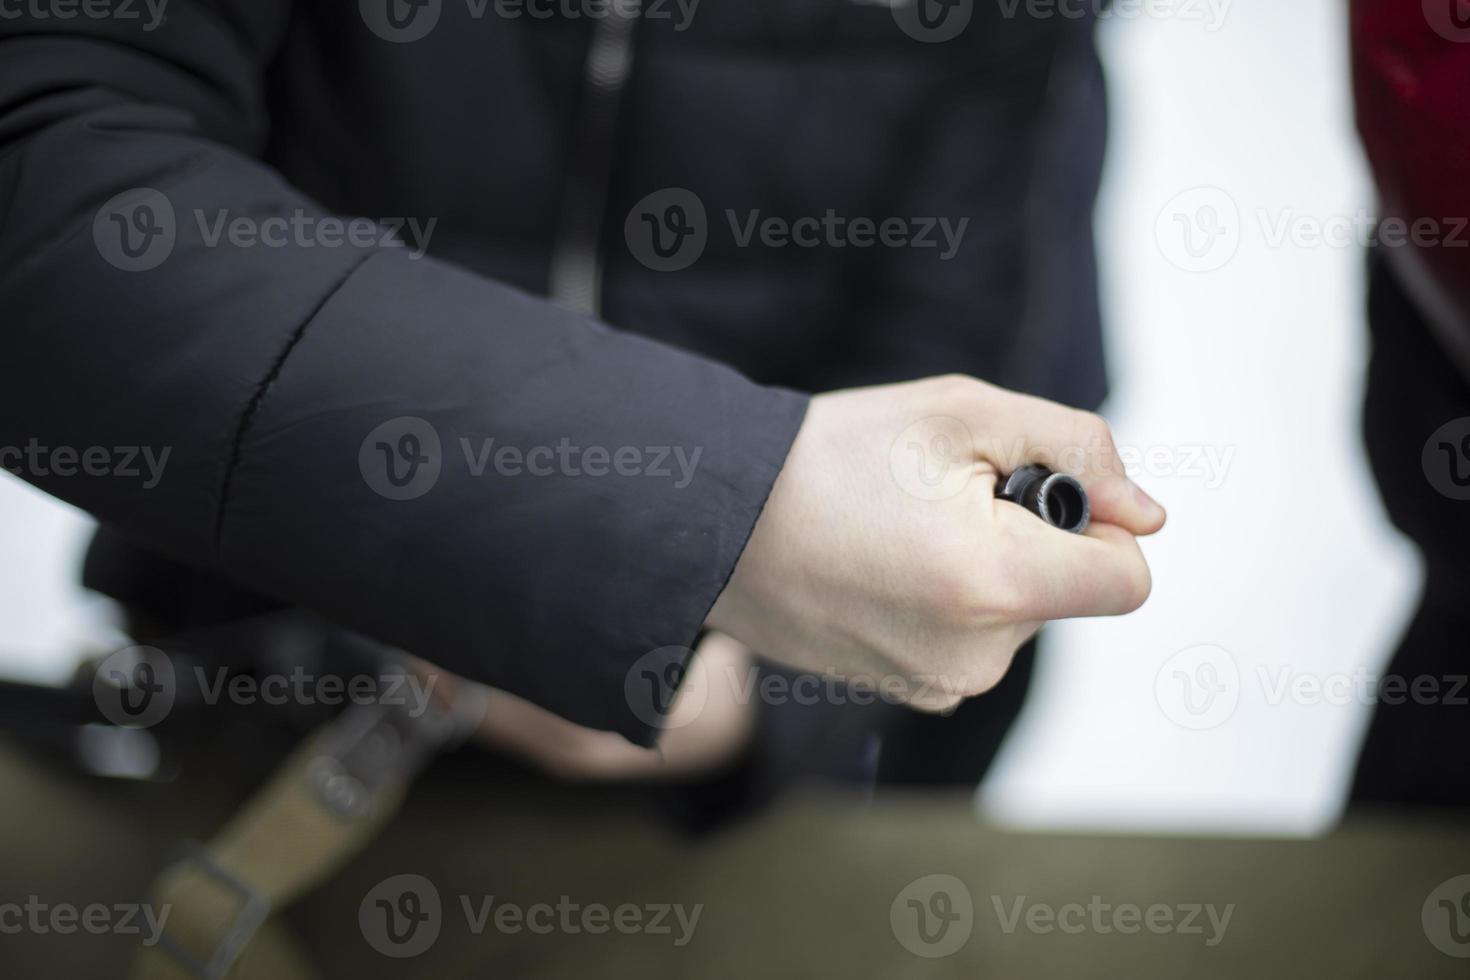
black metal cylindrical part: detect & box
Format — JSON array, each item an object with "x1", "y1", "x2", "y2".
[{"x1": 996, "y1": 464, "x2": 1090, "y2": 534}]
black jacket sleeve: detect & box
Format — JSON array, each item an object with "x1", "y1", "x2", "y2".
[{"x1": 0, "y1": 2, "x2": 807, "y2": 743}]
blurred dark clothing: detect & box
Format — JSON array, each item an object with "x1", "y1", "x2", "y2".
[
  {"x1": 1351, "y1": 0, "x2": 1470, "y2": 375},
  {"x1": 3, "y1": 0, "x2": 813, "y2": 747},
  {"x1": 1351, "y1": 5, "x2": 1470, "y2": 808},
  {"x1": 1350, "y1": 248, "x2": 1470, "y2": 809},
  {"x1": 4, "y1": 3, "x2": 1108, "y2": 790}
]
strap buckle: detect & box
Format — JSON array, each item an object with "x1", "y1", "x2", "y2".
[
  {"x1": 153, "y1": 843, "x2": 271, "y2": 980},
  {"x1": 307, "y1": 660, "x2": 486, "y2": 819}
]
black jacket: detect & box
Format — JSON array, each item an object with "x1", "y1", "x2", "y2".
[{"x1": 0, "y1": 1, "x2": 1105, "y2": 747}]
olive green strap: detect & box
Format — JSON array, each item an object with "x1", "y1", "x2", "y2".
[{"x1": 133, "y1": 682, "x2": 486, "y2": 980}]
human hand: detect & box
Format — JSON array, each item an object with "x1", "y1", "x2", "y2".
[
  {"x1": 464, "y1": 631, "x2": 757, "y2": 781},
  {"x1": 708, "y1": 375, "x2": 1166, "y2": 712}
]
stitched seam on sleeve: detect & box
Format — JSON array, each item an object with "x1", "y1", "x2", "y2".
[{"x1": 210, "y1": 248, "x2": 377, "y2": 560}]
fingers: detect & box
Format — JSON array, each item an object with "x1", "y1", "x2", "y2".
[
  {"x1": 951, "y1": 379, "x2": 1166, "y2": 536},
  {"x1": 908, "y1": 689, "x2": 965, "y2": 714},
  {"x1": 475, "y1": 686, "x2": 661, "y2": 780},
  {"x1": 992, "y1": 508, "x2": 1154, "y2": 620},
  {"x1": 1085, "y1": 473, "x2": 1167, "y2": 536},
  {"x1": 469, "y1": 631, "x2": 758, "y2": 782}
]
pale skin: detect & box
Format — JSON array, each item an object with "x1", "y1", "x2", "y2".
[{"x1": 456, "y1": 375, "x2": 1167, "y2": 780}]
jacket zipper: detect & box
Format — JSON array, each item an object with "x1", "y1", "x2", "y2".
[{"x1": 548, "y1": 3, "x2": 644, "y2": 317}]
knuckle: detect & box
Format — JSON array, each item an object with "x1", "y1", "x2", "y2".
[
  {"x1": 1079, "y1": 410, "x2": 1115, "y2": 446},
  {"x1": 932, "y1": 373, "x2": 992, "y2": 404},
  {"x1": 543, "y1": 756, "x2": 596, "y2": 783},
  {"x1": 920, "y1": 549, "x2": 976, "y2": 608},
  {"x1": 890, "y1": 645, "x2": 931, "y2": 680},
  {"x1": 982, "y1": 576, "x2": 1032, "y2": 621},
  {"x1": 960, "y1": 547, "x2": 1033, "y2": 621},
  {"x1": 959, "y1": 648, "x2": 1017, "y2": 697},
  {"x1": 930, "y1": 561, "x2": 1023, "y2": 626},
  {"x1": 925, "y1": 694, "x2": 966, "y2": 715}
]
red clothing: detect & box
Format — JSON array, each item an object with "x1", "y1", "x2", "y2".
[{"x1": 1352, "y1": 1, "x2": 1470, "y2": 322}]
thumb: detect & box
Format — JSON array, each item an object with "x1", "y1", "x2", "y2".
[
  {"x1": 962, "y1": 385, "x2": 1166, "y2": 535},
  {"x1": 1084, "y1": 473, "x2": 1167, "y2": 536}
]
